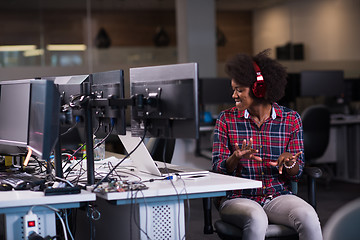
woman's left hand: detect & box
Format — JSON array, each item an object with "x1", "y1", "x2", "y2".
[{"x1": 269, "y1": 151, "x2": 302, "y2": 174}]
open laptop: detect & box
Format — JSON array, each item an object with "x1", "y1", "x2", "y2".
[{"x1": 118, "y1": 133, "x2": 209, "y2": 177}]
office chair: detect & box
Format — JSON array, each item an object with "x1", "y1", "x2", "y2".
[
  {"x1": 146, "y1": 138, "x2": 176, "y2": 164},
  {"x1": 203, "y1": 166, "x2": 321, "y2": 240},
  {"x1": 323, "y1": 197, "x2": 360, "y2": 240},
  {"x1": 202, "y1": 104, "x2": 327, "y2": 239},
  {"x1": 302, "y1": 104, "x2": 330, "y2": 162},
  {"x1": 302, "y1": 104, "x2": 331, "y2": 192}
]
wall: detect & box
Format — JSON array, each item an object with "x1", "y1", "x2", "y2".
[
  {"x1": 217, "y1": 11, "x2": 253, "y2": 62},
  {"x1": 253, "y1": 0, "x2": 360, "y2": 78},
  {"x1": 0, "y1": 8, "x2": 253, "y2": 81}
]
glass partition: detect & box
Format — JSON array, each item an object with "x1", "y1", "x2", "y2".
[{"x1": 0, "y1": 0, "x2": 177, "y2": 72}]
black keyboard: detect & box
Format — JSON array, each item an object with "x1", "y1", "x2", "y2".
[
  {"x1": 44, "y1": 186, "x2": 81, "y2": 196},
  {"x1": 0, "y1": 171, "x2": 45, "y2": 190}
]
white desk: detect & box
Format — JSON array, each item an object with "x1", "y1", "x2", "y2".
[
  {"x1": 99, "y1": 171, "x2": 260, "y2": 203},
  {"x1": 0, "y1": 190, "x2": 95, "y2": 240},
  {"x1": 94, "y1": 169, "x2": 261, "y2": 240}
]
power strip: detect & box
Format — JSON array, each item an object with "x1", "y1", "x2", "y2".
[{"x1": 23, "y1": 211, "x2": 39, "y2": 239}]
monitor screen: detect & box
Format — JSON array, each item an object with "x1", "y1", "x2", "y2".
[
  {"x1": 199, "y1": 77, "x2": 233, "y2": 105},
  {"x1": 344, "y1": 78, "x2": 360, "y2": 102},
  {"x1": 0, "y1": 79, "x2": 60, "y2": 161},
  {"x1": 130, "y1": 63, "x2": 199, "y2": 139},
  {"x1": 300, "y1": 70, "x2": 344, "y2": 97},
  {"x1": 0, "y1": 80, "x2": 30, "y2": 151}
]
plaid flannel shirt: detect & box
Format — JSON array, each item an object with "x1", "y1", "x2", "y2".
[{"x1": 212, "y1": 103, "x2": 304, "y2": 206}]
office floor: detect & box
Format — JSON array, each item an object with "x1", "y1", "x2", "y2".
[{"x1": 184, "y1": 179, "x2": 360, "y2": 239}]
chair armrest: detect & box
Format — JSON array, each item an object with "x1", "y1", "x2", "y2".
[
  {"x1": 304, "y1": 166, "x2": 323, "y2": 179},
  {"x1": 303, "y1": 166, "x2": 322, "y2": 210}
]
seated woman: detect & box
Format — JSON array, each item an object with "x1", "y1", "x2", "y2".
[{"x1": 212, "y1": 49, "x2": 323, "y2": 240}]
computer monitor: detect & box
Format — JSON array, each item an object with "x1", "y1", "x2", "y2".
[
  {"x1": 45, "y1": 70, "x2": 127, "y2": 143},
  {"x1": 43, "y1": 74, "x2": 91, "y2": 149},
  {"x1": 130, "y1": 63, "x2": 199, "y2": 139},
  {"x1": 43, "y1": 71, "x2": 126, "y2": 184},
  {"x1": 278, "y1": 73, "x2": 301, "y2": 108},
  {"x1": 0, "y1": 79, "x2": 60, "y2": 161},
  {"x1": 344, "y1": 78, "x2": 360, "y2": 102},
  {"x1": 300, "y1": 70, "x2": 344, "y2": 97},
  {"x1": 199, "y1": 77, "x2": 233, "y2": 105},
  {"x1": 28, "y1": 80, "x2": 61, "y2": 160},
  {"x1": 91, "y1": 70, "x2": 126, "y2": 137}
]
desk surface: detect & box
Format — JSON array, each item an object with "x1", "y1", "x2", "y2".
[
  {"x1": 96, "y1": 171, "x2": 262, "y2": 202},
  {"x1": 94, "y1": 153, "x2": 262, "y2": 202},
  {"x1": 0, "y1": 189, "x2": 95, "y2": 209},
  {"x1": 330, "y1": 114, "x2": 360, "y2": 125}
]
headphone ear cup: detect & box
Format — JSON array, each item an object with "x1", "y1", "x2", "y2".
[
  {"x1": 252, "y1": 81, "x2": 266, "y2": 98},
  {"x1": 252, "y1": 61, "x2": 266, "y2": 98}
]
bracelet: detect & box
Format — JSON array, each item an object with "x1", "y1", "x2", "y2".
[{"x1": 283, "y1": 161, "x2": 296, "y2": 169}]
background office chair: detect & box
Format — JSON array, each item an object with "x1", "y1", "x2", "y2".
[
  {"x1": 323, "y1": 197, "x2": 360, "y2": 240},
  {"x1": 146, "y1": 138, "x2": 176, "y2": 164},
  {"x1": 302, "y1": 104, "x2": 331, "y2": 193},
  {"x1": 302, "y1": 104, "x2": 331, "y2": 162}
]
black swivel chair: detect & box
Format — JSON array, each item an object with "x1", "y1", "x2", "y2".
[
  {"x1": 302, "y1": 105, "x2": 330, "y2": 162},
  {"x1": 302, "y1": 104, "x2": 331, "y2": 192},
  {"x1": 202, "y1": 171, "x2": 321, "y2": 240},
  {"x1": 202, "y1": 105, "x2": 328, "y2": 239}
]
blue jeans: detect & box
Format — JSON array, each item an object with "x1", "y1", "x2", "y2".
[{"x1": 219, "y1": 195, "x2": 323, "y2": 240}]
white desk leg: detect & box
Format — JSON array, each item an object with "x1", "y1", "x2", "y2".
[{"x1": 139, "y1": 200, "x2": 185, "y2": 240}]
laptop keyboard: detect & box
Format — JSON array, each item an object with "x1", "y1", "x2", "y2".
[{"x1": 158, "y1": 167, "x2": 181, "y2": 174}]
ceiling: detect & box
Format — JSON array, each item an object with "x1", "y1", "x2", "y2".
[{"x1": 0, "y1": 0, "x2": 288, "y2": 11}]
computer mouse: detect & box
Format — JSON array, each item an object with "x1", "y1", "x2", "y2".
[{"x1": 0, "y1": 183, "x2": 13, "y2": 191}]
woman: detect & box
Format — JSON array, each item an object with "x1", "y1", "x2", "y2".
[{"x1": 212, "y1": 49, "x2": 323, "y2": 240}]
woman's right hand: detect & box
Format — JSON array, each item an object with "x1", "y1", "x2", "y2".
[
  {"x1": 226, "y1": 138, "x2": 262, "y2": 172},
  {"x1": 233, "y1": 138, "x2": 262, "y2": 161}
]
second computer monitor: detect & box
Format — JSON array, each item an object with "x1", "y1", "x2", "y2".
[
  {"x1": 130, "y1": 63, "x2": 199, "y2": 139},
  {"x1": 91, "y1": 69, "x2": 126, "y2": 137},
  {"x1": 0, "y1": 79, "x2": 60, "y2": 161},
  {"x1": 300, "y1": 70, "x2": 344, "y2": 98}
]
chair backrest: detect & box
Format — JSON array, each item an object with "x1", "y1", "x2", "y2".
[
  {"x1": 146, "y1": 138, "x2": 176, "y2": 163},
  {"x1": 301, "y1": 104, "x2": 330, "y2": 161}
]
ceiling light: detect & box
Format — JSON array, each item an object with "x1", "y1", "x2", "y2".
[
  {"x1": 23, "y1": 49, "x2": 44, "y2": 57},
  {"x1": 0, "y1": 45, "x2": 37, "y2": 52},
  {"x1": 46, "y1": 44, "x2": 87, "y2": 51}
]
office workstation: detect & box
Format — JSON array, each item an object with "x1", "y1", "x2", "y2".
[
  {"x1": 1, "y1": 63, "x2": 357, "y2": 240},
  {"x1": 0, "y1": 63, "x2": 263, "y2": 239},
  {"x1": 3, "y1": 70, "x2": 358, "y2": 238}
]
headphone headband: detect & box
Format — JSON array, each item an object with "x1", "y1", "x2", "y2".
[
  {"x1": 252, "y1": 61, "x2": 264, "y2": 81},
  {"x1": 252, "y1": 61, "x2": 266, "y2": 98}
]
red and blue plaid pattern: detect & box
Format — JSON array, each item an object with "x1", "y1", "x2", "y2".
[{"x1": 212, "y1": 103, "x2": 304, "y2": 205}]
